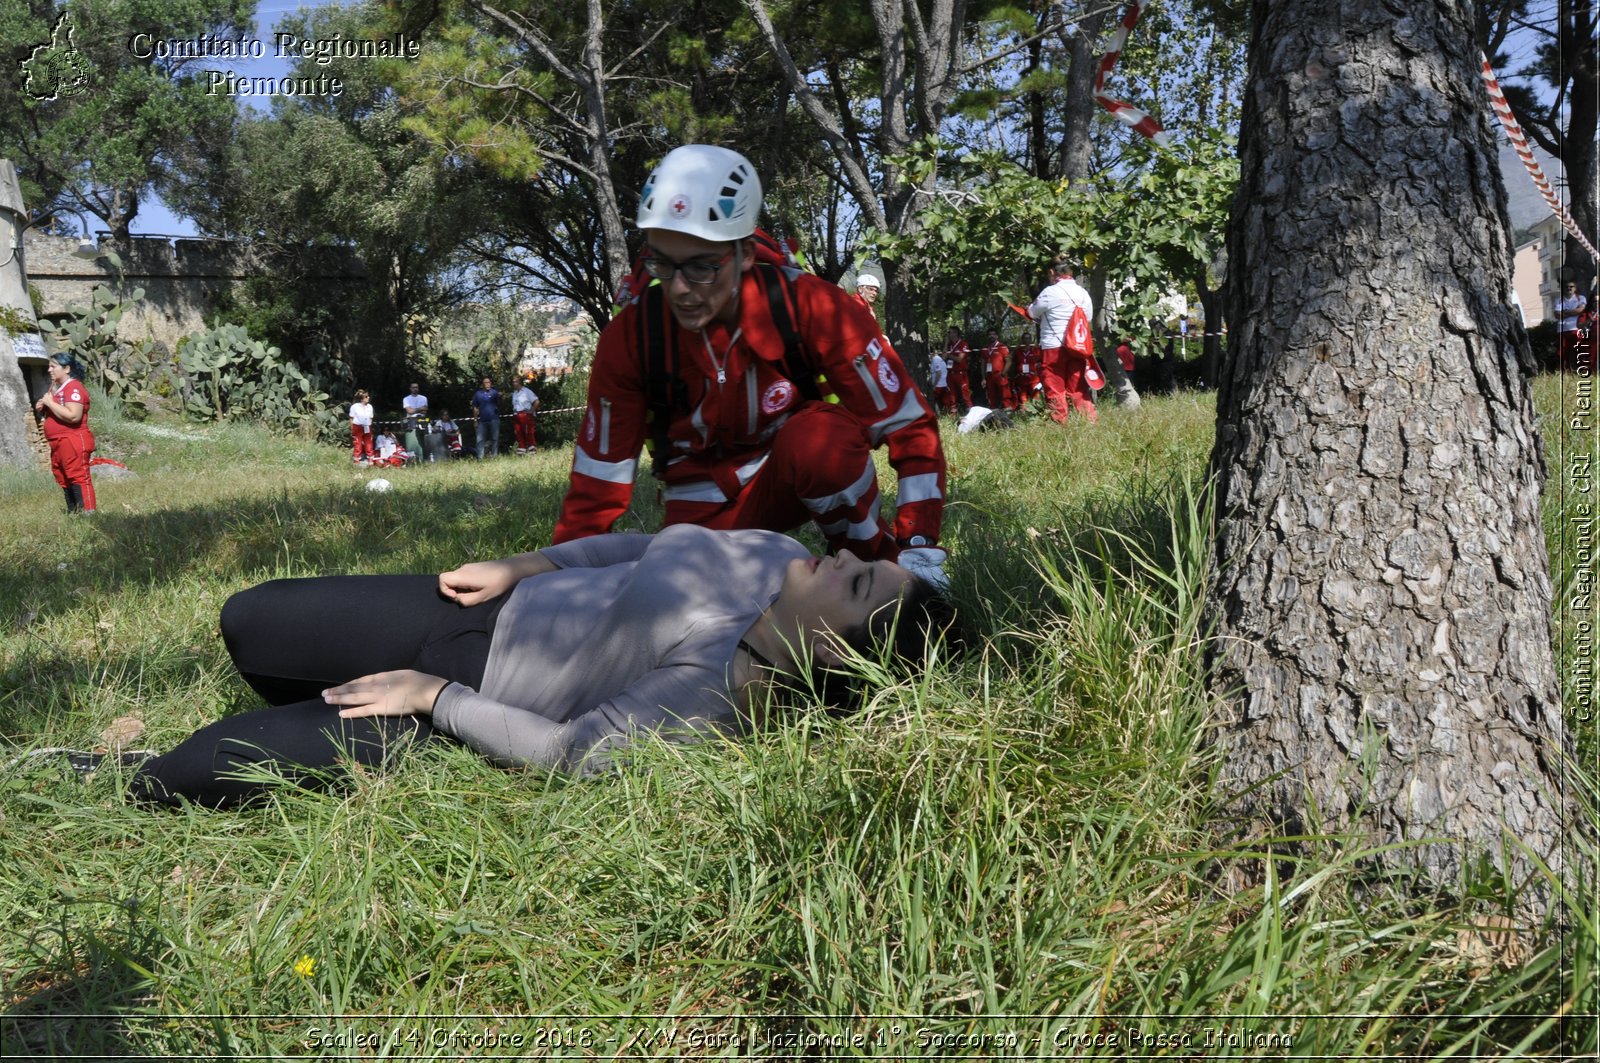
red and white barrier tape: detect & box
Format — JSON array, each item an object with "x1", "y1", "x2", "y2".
[
  {"x1": 1093, "y1": 2, "x2": 1173, "y2": 148},
  {"x1": 1480, "y1": 52, "x2": 1598, "y2": 263},
  {"x1": 372, "y1": 406, "x2": 585, "y2": 430}
]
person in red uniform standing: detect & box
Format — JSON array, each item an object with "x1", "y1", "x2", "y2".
[
  {"x1": 941, "y1": 326, "x2": 972, "y2": 412},
  {"x1": 1012, "y1": 342, "x2": 1041, "y2": 406},
  {"x1": 981, "y1": 329, "x2": 1013, "y2": 411},
  {"x1": 35, "y1": 352, "x2": 96, "y2": 513},
  {"x1": 551, "y1": 145, "x2": 949, "y2": 585}
]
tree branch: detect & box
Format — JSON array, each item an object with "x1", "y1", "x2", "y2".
[{"x1": 741, "y1": 0, "x2": 888, "y2": 230}]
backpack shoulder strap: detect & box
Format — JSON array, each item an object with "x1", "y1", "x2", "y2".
[
  {"x1": 637, "y1": 283, "x2": 681, "y2": 475},
  {"x1": 756, "y1": 263, "x2": 820, "y2": 402}
]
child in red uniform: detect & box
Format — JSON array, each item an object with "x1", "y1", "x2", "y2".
[
  {"x1": 349, "y1": 389, "x2": 375, "y2": 465},
  {"x1": 34, "y1": 353, "x2": 96, "y2": 513}
]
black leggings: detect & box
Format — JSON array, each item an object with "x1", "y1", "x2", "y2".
[{"x1": 132, "y1": 576, "x2": 507, "y2": 809}]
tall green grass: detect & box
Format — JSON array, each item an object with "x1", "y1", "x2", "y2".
[{"x1": 0, "y1": 390, "x2": 1591, "y2": 1058}]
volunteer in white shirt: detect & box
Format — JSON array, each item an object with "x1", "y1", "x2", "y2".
[
  {"x1": 511, "y1": 380, "x2": 541, "y2": 454},
  {"x1": 1556, "y1": 281, "x2": 1590, "y2": 372},
  {"x1": 1028, "y1": 255, "x2": 1098, "y2": 424}
]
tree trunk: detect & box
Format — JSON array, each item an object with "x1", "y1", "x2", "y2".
[
  {"x1": 1087, "y1": 266, "x2": 1139, "y2": 407},
  {"x1": 1208, "y1": 0, "x2": 1567, "y2": 899},
  {"x1": 1056, "y1": 8, "x2": 1107, "y2": 184}
]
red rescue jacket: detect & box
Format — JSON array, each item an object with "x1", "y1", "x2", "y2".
[{"x1": 555, "y1": 266, "x2": 946, "y2": 546}]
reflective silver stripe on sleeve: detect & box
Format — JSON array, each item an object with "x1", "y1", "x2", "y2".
[
  {"x1": 572, "y1": 450, "x2": 638, "y2": 485},
  {"x1": 896, "y1": 472, "x2": 942, "y2": 504},
  {"x1": 663, "y1": 479, "x2": 728, "y2": 504},
  {"x1": 869, "y1": 389, "x2": 928, "y2": 444},
  {"x1": 735, "y1": 451, "x2": 769, "y2": 486},
  {"x1": 802, "y1": 458, "x2": 877, "y2": 514},
  {"x1": 817, "y1": 496, "x2": 884, "y2": 540},
  {"x1": 853, "y1": 356, "x2": 887, "y2": 410}
]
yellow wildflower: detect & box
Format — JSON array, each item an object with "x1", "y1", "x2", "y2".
[{"x1": 293, "y1": 954, "x2": 317, "y2": 978}]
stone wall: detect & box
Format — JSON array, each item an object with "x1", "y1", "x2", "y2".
[{"x1": 22, "y1": 232, "x2": 366, "y2": 350}]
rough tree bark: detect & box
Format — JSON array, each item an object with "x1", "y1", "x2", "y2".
[{"x1": 1207, "y1": 0, "x2": 1567, "y2": 897}]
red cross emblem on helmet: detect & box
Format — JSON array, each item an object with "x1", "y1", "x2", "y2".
[{"x1": 668, "y1": 194, "x2": 691, "y2": 218}]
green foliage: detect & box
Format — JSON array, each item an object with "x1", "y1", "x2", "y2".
[
  {"x1": 0, "y1": 0, "x2": 255, "y2": 235},
  {"x1": 176, "y1": 323, "x2": 329, "y2": 431},
  {"x1": 866, "y1": 133, "x2": 1237, "y2": 338},
  {"x1": 41, "y1": 282, "x2": 166, "y2": 406},
  {"x1": 0, "y1": 304, "x2": 34, "y2": 335}
]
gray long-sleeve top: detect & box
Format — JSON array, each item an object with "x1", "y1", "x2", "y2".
[{"x1": 431, "y1": 524, "x2": 808, "y2": 772}]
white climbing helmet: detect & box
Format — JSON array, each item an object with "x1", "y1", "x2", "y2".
[
  {"x1": 636, "y1": 145, "x2": 763, "y2": 243},
  {"x1": 856, "y1": 271, "x2": 881, "y2": 290}
]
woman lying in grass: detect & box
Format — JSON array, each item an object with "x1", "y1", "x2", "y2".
[{"x1": 130, "y1": 525, "x2": 951, "y2": 808}]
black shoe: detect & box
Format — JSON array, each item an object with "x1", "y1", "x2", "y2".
[{"x1": 61, "y1": 749, "x2": 159, "y2": 779}]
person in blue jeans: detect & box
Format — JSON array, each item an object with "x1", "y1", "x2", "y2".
[{"x1": 471, "y1": 376, "x2": 501, "y2": 458}]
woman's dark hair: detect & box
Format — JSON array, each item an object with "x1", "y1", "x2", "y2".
[
  {"x1": 810, "y1": 576, "x2": 960, "y2": 710},
  {"x1": 51, "y1": 352, "x2": 85, "y2": 380}
]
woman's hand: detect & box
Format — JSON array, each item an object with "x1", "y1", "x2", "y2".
[
  {"x1": 324, "y1": 670, "x2": 447, "y2": 719},
  {"x1": 438, "y1": 552, "x2": 557, "y2": 606}
]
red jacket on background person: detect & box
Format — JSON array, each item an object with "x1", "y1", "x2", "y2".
[
  {"x1": 36, "y1": 354, "x2": 96, "y2": 512},
  {"x1": 982, "y1": 333, "x2": 1013, "y2": 410},
  {"x1": 1012, "y1": 344, "x2": 1042, "y2": 402},
  {"x1": 554, "y1": 263, "x2": 946, "y2": 556}
]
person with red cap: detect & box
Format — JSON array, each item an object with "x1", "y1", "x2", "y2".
[
  {"x1": 1029, "y1": 255, "x2": 1097, "y2": 424},
  {"x1": 535, "y1": 145, "x2": 948, "y2": 588}
]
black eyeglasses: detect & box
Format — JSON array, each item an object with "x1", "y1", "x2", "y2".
[{"x1": 642, "y1": 249, "x2": 734, "y2": 286}]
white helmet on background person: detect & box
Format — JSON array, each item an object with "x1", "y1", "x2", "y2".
[
  {"x1": 636, "y1": 145, "x2": 763, "y2": 243},
  {"x1": 856, "y1": 271, "x2": 881, "y2": 291}
]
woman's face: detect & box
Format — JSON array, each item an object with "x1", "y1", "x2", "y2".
[
  {"x1": 47, "y1": 359, "x2": 70, "y2": 385},
  {"x1": 779, "y1": 550, "x2": 913, "y2": 662},
  {"x1": 645, "y1": 229, "x2": 753, "y2": 332}
]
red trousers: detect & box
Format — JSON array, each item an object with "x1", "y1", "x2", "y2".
[
  {"x1": 1013, "y1": 372, "x2": 1040, "y2": 404},
  {"x1": 662, "y1": 402, "x2": 899, "y2": 561},
  {"x1": 949, "y1": 364, "x2": 972, "y2": 409},
  {"x1": 49, "y1": 432, "x2": 96, "y2": 511},
  {"x1": 1040, "y1": 347, "x2": 1097, "y2": 424},
  {"x1": 513, "y1": 411, "x2": 537, "y2": 451},
  {"x1": 351, "y1": 424, "x2": 374, "y2": 461},
  {"x1": 985, "y1": 373, "x2": 1013, "y2": 410},
  {"x1": 934, "y1": 385, "x2": 954, "y2": 412}
]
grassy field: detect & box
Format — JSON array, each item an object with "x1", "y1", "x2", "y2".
[{"x1": 0, "y1": 385, "x2": 1593, "y2": 1059}]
